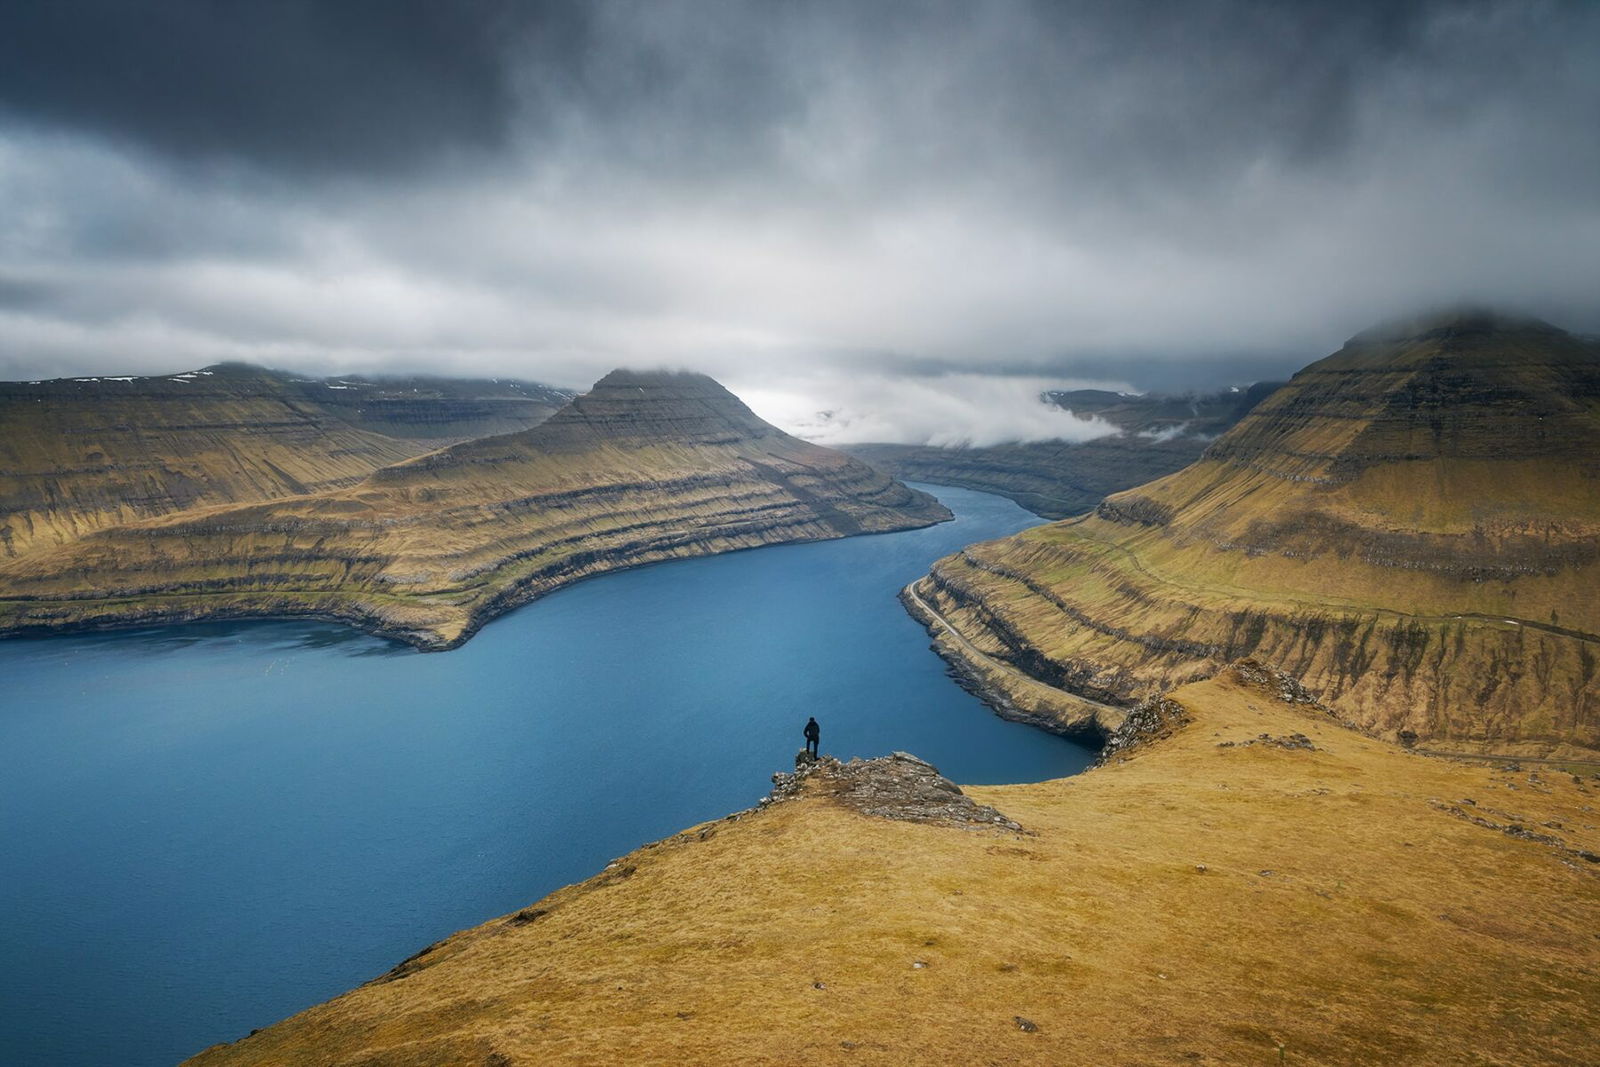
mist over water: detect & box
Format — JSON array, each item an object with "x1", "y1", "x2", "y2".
[{"x1": 0, "y1": 485, "x2": 1093, "y2": 1067}]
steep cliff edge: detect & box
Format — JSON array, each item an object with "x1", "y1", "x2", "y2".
[
  {"x1": 908, "y1": 311, "x2": 1600, "y2": 757},
  {"x1": 0, "y1": 370, "x2": 949, "y2": 648},
  {"x1": 184, "y1": 664, "x2": 1600, "y2": 1065},
  {"x1": 0, "y1": 364, "x2": 568, "y2": 559}
]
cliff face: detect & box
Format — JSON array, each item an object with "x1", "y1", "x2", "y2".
[
  {"x1": 0, "y1": 364, "x2": 568, "y2": 559},
  {"x1": 0, "y1": 370, "x2": 949, "y2": 648},
  {"x1": 183, "y1": 665, "x2": 1600, "y2": 1066},
  {"x1": 909, "y1": 312, "x2": 1600, "y2": 756},
  {"x1": 844, "y1": 381, "x2": 1281, "y2": 519}
]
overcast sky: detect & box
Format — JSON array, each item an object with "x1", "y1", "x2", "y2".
[{"x1": 1, "y1": 1, "x2": 1597, "y2": 443}]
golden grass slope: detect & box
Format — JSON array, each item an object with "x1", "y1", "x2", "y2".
[
  {"x1": 185, "y1": 663, "x2": 1600, "y2": 1066},
  {"x1": 0, "y1": 370, "x2": 948, "y2": 648},
  {"x1": 912, "y1": 312, "x2": 1600, "y2": 757},
  {"x1": 0, "y1": 364, "x2": 565, "y2": 559}
]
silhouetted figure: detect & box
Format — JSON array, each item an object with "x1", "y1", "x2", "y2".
[{"x1": 803, "y1": 716, "x2": 820, "y2": 758}]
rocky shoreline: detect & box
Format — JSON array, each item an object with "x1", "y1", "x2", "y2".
[
  {"x1": 0, "y1": 507, "x2": 953, "y2": 651},
  {"x1": 898, "y1": 578, "x2": 1125, "y2": 745}
]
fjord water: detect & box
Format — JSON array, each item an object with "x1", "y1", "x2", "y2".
[{"x1": 0, "y1": 485, "x2": 1093, "y2": 1066}]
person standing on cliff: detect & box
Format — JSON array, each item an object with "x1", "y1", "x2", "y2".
[{"x1": 803, "y1": 716, "x2": 820, "y2": 758}]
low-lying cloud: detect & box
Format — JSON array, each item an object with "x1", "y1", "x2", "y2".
[{"x1": 738, "y1": 372, "x2": 1128, "y2": 448}]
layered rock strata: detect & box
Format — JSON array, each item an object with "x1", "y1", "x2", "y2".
[
  {"x1": 0, "y1": 370, "x2": 948, "y2": 648},
  {"x1": 0, "y1": 363, "x2": 568, "y2": 558},
  {"x1": 909, "y1": 312, "x2": 1600, "y2": 757}
]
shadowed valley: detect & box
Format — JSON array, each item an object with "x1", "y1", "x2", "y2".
[{"x1": 844, "y1": 382, "x2": 1282, "y2": 520}]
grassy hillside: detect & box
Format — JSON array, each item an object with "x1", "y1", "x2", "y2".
[
  {"x1": 909, "y1": 312, "x2": 1600, "y2": 757},
  {"x1": 0, "y1": 363, "x2": 567, "y2": 558},
  {"x1": 0, "y1": 370, "x2": 949, "y2": 648},
  {"x1": 185, "y1": 663, "x2": 1600, "y2": 1065}
]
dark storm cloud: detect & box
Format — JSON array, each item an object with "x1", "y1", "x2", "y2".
[
  {"x1": 1, "y1": 1, "x2": 1597, "y2": 442},
  {"x1": 0, "y1": 0, "x2": 584, "y2": 173}
]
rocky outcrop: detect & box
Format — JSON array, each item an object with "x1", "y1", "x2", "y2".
[
  {"x1": 910, "y1": 312, "x2": 1600, "y2": 757},
  {"x1": 1097, "y1": 659, "x2": 1335, "y2": 764},
  {"x1": 0, "y1": 369, "x2": 949, "y2": 648},
  {"x1": 764, "y1": 752, "x2": 1023, "y2": 832}
]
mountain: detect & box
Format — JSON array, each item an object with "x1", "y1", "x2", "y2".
[
  {"x1": 907, "y1": 311, "x2": 1600, "y2": 757},
  {"x1": 0, "y1": 370, "x2": 949, "y2": 648},
  {"x1": 183, "y1": 662, "x2": 1600, "y2": 1065},
  {"x1": 0, "y1": 363, "x2": 570, "y2": 559},
  {"x1": 844, "y1": 381, "x2": 1282, "y2": 519}
]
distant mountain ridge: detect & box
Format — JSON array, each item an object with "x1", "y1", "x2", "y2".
[
  {"x1": 0, "y1": 363, "x2": 570, "y2": 558},
  {"x1": 846, "y1": 381, "x2": 1283, "y2": 519},
  {"x1": 0, "y1": 369, "x2": 949, "y2": 648},
  {"x1": 908, "y1": 311, "x2": 1600, "y2": 757}
]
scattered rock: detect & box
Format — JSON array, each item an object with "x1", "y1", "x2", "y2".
[
  {"x1": 1100, "y1": 696, "x2": 1191, "y2": 763},
  {"x1": 1217, "y1": 733, "x2": 1318, "y2": 752},
  {"x1": 1014, "y1": 1016, "x2": 1039, "y2": 1033},
  {"x1": 1432, "y1": 800, "x2": 1599, "y2": 868},
  {"x1": 374, "y1": 938, "x2": 446, "y2": 984},
  {"x1": 1195, "y1": 864, "x2": 1208, "y2": 873},
  {"x1": 505, "y1": 907, "x2": 547, "y2": 927},
  {"x1": 1226, "y1": 659, "x2": 1332, "y2": 710}
]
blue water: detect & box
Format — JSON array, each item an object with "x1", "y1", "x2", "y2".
[{"x1": 0, "y1": 485, "x2": 1093, "y2": 1066}]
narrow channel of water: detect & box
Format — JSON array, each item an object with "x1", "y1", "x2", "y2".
[{"x1": 0, "y1": 485, "x2": 1095, "y2": 1066}]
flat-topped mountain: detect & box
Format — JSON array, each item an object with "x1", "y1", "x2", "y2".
[
  {"x1": 0, "y1": 363, "x2": 570, "y2": 558},
  {"x1": 0, "y1": 369, "x2": 949, "y2": 648},
  {"x1": 908, "y1": 311, "x2": 1600, "y2": 757},
  {"x1": 845, "y1": 381, "x2": 1282, "y2": 519}
]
